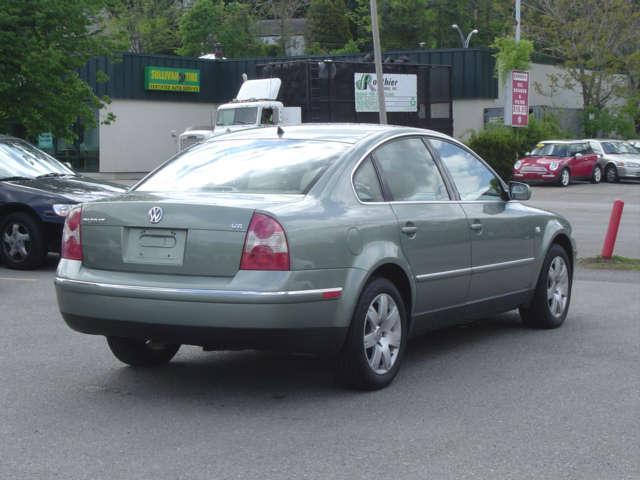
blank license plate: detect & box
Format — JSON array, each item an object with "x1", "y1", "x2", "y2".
[{"x1": 122, "y1": 228, "x2": 187, "y2": 265}]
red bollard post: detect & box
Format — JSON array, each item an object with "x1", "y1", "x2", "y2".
[{"x1": 601, "y1": 200, "x2": 624, "y2": 259}]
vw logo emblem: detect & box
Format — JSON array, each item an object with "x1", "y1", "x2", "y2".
[{"x1": 148, "y1": 206, "x2": 163, "y2": 224}]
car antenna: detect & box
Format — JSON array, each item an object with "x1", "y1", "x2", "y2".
[{"x1": 277, "y1": 126, "x2": 284, "y2": 138}]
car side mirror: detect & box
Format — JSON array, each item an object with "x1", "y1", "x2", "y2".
[
  {"x1": 574, "y1": 152, "x2": 583, "y2": 158},
  {"x1": 525, "y1": 151, "x2": 531, "y2": 156},
  {"x1": 509, "y1": 181, "x2": 531, "y2": 201}
]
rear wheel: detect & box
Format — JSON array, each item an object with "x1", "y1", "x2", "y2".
[
  {"x1": 0, "y1": 212, "x2": 47, "y2": 270},
  {"x1": 558, "y1": 168, "x2": 570, "y2": 187},
  {"x1": 591, "y1": 165, "x2": 602, "y2": 184},
  {"x1": 519, "y1": 244, "x2": 572, "y2": 329},
  {"x1": 107, "y1": 337, "x2": 180, "y2": 367},
  {"x1": 336, "y1": 277, "x2": 407, "y2": 390},
  {"x1": 605, "y1": 164, "x2": 619, "y2": 183}
]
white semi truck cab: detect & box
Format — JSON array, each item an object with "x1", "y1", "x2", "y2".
[{"x1": 178, "y1": 78, "x2": 301, "y2": 151}]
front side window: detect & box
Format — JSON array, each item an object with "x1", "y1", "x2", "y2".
[
  {"x1": 430, "y1": 139, "x2": 504, "y2": 201},
  {"x1": 373, "y1": 137, "x2": 449, "y2": 202},
  {"x1": 136, "y1": 139, "x2": 348, "y2": 195},
  {"x1": 353, "y1": 157, "x2": 384, "y2": 202}
]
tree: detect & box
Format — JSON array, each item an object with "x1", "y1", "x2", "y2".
[
  {"x1": 525, "y1": 0, "x2": 640, "y2": 135},
  {"x1": 306, "y1": 0, "x2": 352, "y2": 53},
  {"x1": 178, "y1": 0, "x2": 265, "y2": 58},
  {"x1": 105, "y1": 0, "x2": 182, "y2": 55},
  {"x1": 0, "y1": 0, "x2": 113, "y2": 140},
  {"x1": 348, "y1": 0, "x2": 436, "y2": 50}
]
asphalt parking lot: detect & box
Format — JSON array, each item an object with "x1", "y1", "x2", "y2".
[{"x1": 1, "y1": 183, "x2": 639, "y2": 480}]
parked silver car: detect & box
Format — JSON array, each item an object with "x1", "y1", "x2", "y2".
[
  {"x1": 55, "y1": 124, "x2": 576, "y2": 390},
  {"x1": 587, "y1": 139, "x2": 640, "y2": 182}
]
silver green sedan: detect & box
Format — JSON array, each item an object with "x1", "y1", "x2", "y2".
[{"x1": 55, "y1": 124, "x2": 575, "y2": 390}]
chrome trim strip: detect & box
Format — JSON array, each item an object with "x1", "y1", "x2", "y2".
[
  {"x1": 55, "y1": 277, "x2": 343, "y2": 304},
  {"x1": 471, "y1": 257, "x2": 535, "y2": 273},
  {"x1": 416, "y1": 267, "x2": 471, "y2": 282},
  {"x1": 415, "y1": 257, "x2": 535, "y2": 282}
]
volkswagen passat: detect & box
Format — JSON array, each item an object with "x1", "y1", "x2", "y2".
[{"x1": 55, "y1": 125, "x2": 575, "y2": 390}]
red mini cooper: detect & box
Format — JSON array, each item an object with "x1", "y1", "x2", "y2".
[{"x1": 512, "y1": 140, "x2": 601, "y2": 186}]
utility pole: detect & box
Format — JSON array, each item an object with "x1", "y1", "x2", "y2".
[
  {"x1": 369, "y1": 0, "x2": 387, "y2": 124},
  {"x1": 515, "y1": 0, "x2": 521, "y2": 42}
]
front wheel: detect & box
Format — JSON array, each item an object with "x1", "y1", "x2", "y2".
[
  {"x1": 519, "y1": 244, "x2": 572, "y2": 329},
  {"x1": 107, "y1": 337, "x2": 180, "y2": 367},
  {"x1": 336, "y1": 278, "x2": 407, "y2": 390},
  {"x1": 605, "y1": 164, "x2": 619, "y2": 183},
  {"x1": 0, "y1": 212, "x2": 47, "y2": 270},
  {"x1": 558, "y1": 168, "x2": 570, "y2": 187},
  {"x1": 591, "y1": 165, "x2": 602, "y2": 184}
]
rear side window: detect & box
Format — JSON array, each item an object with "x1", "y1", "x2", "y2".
[
  {"x1": 373, "y1": 138, "x2": 449, "y2": 202},
  {"x1": 136, "y1": 139, "x2": 349, "y2": 194},
  {"x1": 353, "y1": 157, "x2": 384, "y2": 202},
  {"x1": 430, "y1": 139, "x2": 504, "y2": 201}
]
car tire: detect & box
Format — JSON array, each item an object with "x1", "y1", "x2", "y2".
[
  {"x1": 605, "y1": 164, "x2": 619, "y2": 183},
  {"x1": 519, "y1": 244, "x2": 572, "y2": 329},
  {"x1": 336, "y1": 277, "x2": 408, "y2": 390},
  {"x1": 591, "y1": 165, "x2": 602, "y2": 184},
  {"x1": 107, "y1": 337, "x2": 180, "y2": 367},
  {"x1": 558, "y1": 168, "x2": 570, "y2": 187},
  {"x1": 0, "y1": 212, "x2": 47, "y2": 270}
]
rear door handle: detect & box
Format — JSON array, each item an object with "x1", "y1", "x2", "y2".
[
  {"x1": 401, "y1": 223, "x2": 418, "y2": 235},
  {"x1": 470, "y1": 221, "x2": 483, "y2": 231}
]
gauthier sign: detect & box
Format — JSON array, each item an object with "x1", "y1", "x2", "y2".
[
  {"x1": 354, "y1": 73, "x2": 417, "y2": 113},
  {"x1": 504, "y1": 70, "x2": 529, "y2": 127},
  {"x1": 144, "y1": 66, "x2": 200, "y2": 93}
]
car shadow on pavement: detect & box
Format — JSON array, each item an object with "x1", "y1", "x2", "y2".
[{"x1": 79, "y1": 312, "x2": 529, "y2": 401}]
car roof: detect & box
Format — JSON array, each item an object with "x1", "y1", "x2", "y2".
[
  {"x1": 584, "y1": 138, "x2": 626, "y2": 142},
  {"x1": 540, "y1": 140, "x2": 585, "y2": 144},
  {"x1": 209, "y1": 123, "x2": 450, "y2": 145}
]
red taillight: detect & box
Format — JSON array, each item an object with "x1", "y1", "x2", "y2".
[
  {"x1": 61, "y1": 206, "x2": 82, "y2": 261},
  {"x1": 240, "y1": 213, "x2": 289, "y2": 271}
]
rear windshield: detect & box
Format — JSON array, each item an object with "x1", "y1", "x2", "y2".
[{"x1": 135, "y1": 139, "x2": 349, "y2": 194}]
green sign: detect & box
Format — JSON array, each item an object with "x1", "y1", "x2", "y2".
[
  {"x1": 37, "y1": 132, "x2": 53, "y2": 150},
  {"x1": 144, "y1": 66, "x2": 200, "y2": 93}
]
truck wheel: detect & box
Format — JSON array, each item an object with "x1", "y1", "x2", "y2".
[
  {"x1": 336, "y1": 277, "x2": 407, "y2": 390},
  {"x1": 107, "y1": 337, "x2": 180, "y2": 367},
  {"x1": 0, "y1": 212, "x2": 47, "y2": 270}
]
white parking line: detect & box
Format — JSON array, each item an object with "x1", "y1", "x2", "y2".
[{"x1": 0, "y1": 277, "x2": 38, "y2": 282}]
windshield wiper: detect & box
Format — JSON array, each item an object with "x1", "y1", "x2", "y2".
[
  {"x1": 36, "y1": 172, "x2": 73, "y2": 178},
  {"x1": 0, "y1": 176, "x2": 32, "y2": 181}
]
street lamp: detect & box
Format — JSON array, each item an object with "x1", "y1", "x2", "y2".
[{"x1": 451, "y1": 24, "x2": 479, "y2": 48}]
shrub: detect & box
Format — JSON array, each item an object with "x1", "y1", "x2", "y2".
[{"x1": 466, "y1": 115, "x2": 566, "y2": 180}]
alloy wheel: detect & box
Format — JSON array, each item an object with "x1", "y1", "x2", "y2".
[
  {"x1": 605, "y1": 165, "x2": 617, "y2": 183},
  {"x1": 560, "y1": 169, "x2": 570, "y2": 186},
  {"x1": 593, "y1": 167, "x2": 602, "y2": 183},
  {"x1": 363, "y1": 293, "x2": 402, "y2": 374},
  {"x1": 547, "y1": 256, "x2": 569, "y2": 317},
  {"x1": 2, "y1": 222, "x2": 31, "y2": 262}
]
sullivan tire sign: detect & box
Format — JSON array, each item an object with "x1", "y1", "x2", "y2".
[
  {"x1": 354, "y1": 73, "x2": 417, "y2": 113},
  {"x1": 144, "y1": 66, "x2": 200, "y2": 93}
]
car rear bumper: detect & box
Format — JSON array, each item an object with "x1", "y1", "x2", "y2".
[{"x1": 55, "y1": 260, "x2": 362, "y2": 353}]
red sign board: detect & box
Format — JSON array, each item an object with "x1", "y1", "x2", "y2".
[{"x1": 508, "y1": 70, "x2": 529, "y2": 127}]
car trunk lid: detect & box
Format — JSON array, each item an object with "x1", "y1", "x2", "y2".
[{"x1": 81, "y1": 192, "x2": 300, "y2": 276}]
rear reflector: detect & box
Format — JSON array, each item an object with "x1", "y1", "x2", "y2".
[
  {"x1": 240, "y1": 213, "x2": 290, "y2": 271},
  {"x1": 61, "y1": 205, "x2": 83, "y2": 261},
  {"x1": 322, "y1": 290, "x2": 342, "y2": 299}
]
